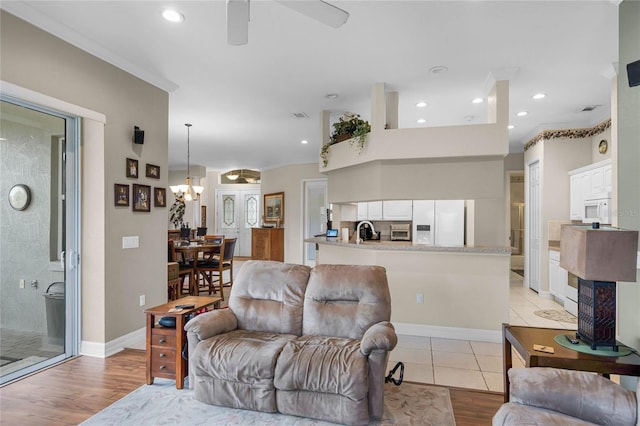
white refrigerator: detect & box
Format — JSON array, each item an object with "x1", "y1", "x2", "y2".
[{"x1": 412, "y1": 200, "x2": 464, "y2": 246}]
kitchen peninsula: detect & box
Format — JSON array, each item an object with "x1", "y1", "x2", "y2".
[{"x1": 305, "y1": 237, "x2": 511, "y2": 341}]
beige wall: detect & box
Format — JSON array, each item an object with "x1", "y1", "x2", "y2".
[
  {"x1": 617, "y1": 0, "x2": 640, "y2": 374},
  {"x1": 1, "y1": 12, "x2": 169, "y2": 348},
  {"x1": 261, "y1": 163, "x2": 325, "y2": 264}
]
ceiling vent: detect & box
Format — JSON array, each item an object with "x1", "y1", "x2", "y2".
[
  {"x1": 292, "y1": 112, "x2": 309, "y2": 119},
  {"x1": 581, "y1": 105, "x2": 601, "y2": 112}
]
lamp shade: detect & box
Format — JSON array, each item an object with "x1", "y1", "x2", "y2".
[{"x1": 560, "y1": 225, "x2": 638, "y2": 282}]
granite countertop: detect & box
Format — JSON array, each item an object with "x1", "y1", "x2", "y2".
[{"x1": 304, "y1": 237, "x2": 511, "y2": 255}]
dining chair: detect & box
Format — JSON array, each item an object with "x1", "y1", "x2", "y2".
[
  {"x1": 195, "y1": 237, "x2": 237, "y2": 300},
  {"x1": 168, "y1": 239, "x2": 195, "y2": 296},
  {"x1": 196, "y1": 227, "x2": 208, "y2": 237},
  {"x1": 180, "y1": 227, "x2": 191, "y2": 240}
]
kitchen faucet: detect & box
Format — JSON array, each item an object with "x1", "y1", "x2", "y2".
[{"x1": 355, "y1": 220, "x2": 376, "y2": 245}]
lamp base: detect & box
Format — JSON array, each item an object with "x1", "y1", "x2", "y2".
[{"x1": 577, "y1": 278, "x2": 617, "y2": 351}]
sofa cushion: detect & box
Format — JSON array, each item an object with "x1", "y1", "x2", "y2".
[
  {"x1": 303, "y1": 264, "x2": 391, "y2": 340},
  {"x1": 191, "y1": 329, "x2": 297, "y2": 385},
  {"x1": 274, "y1": 335, "x2": 368, "y2": 401},
  {"x1": 229, "y1": 260, "x2": 311, "y2": 335},
  {"x1": 493, "y1": 402, "x2": 598, "y2": 425}
]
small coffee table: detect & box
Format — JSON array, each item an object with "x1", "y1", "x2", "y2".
[
  {"x1": 145, "y1": 296, "x2": 221, "y2": 389},
  {"x1": 503, "y1": 323, "x2": 640, "y2": 402}
]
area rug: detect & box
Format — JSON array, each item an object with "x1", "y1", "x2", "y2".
[
  {"x1": 534, "y1": 309, "x2": 578, "y2": 324},
  {"x1": 80, "y1": 379, "x2": 456, "y2": 425}
]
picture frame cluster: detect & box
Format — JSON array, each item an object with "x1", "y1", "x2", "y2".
[{"x1": 115, "y1": 158, "x2": 166, "y2": 211}]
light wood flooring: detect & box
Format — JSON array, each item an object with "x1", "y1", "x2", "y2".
[{"x1": 0, "y1": 348, "x2": 503, "y2": 425}]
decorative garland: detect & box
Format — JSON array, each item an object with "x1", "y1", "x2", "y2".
[{"x1": 524, "y1": 119, "x2": 611, "y2": 151}]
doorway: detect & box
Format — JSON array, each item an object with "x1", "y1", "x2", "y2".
[
  {"x1": 509, "y1": 173, "x2": 525, "y2": 275},
  {"x1": 215, "y1": 189, "x2": 260, "y2": 257},
  {"x1": 302, "y1": 179, "x2": 328, "y2": 266},
  {"x1": 0, "y1": 98, "x2": 80, "y2": 384}
]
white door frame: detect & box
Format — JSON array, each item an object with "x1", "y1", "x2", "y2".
[
  {"x1": 215, "y1": 188, "x2": 260, "y2": 257},
  {"x1": 525, "y1": 159, "x2": 541, "y2": 292},
  {"x1": 301, "y1": 178, "x2": 328, "y2": 266}
]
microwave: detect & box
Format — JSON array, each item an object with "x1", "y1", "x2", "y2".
[
  {"x1": 582, "y1": 194, "x2": 611, "y2": 224},
  {"x1": 390, "y1": 223, "x2": 411, "y2": 241}
]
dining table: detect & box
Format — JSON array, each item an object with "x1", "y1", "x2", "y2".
[{"x1": 173, "y1": 241, "x2": 222, "y2": 295}]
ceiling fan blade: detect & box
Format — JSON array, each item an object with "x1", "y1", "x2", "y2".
[
  {"x1": 227, "y1": 0, "x2": 250, "y2": 46},
  {"x1": 275, "y1": 0, "x2": 349, "y2": 28}
]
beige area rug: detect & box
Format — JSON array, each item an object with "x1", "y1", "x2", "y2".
[
  {"x1": 534, "y1": 309, "x2": 578, "y2": 324},
  {"x1": 81, "y1": 378, "x2": 456, "y2": 425}
]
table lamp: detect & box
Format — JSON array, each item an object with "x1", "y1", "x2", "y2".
[{"x1": 560, "y1": 224, "x2": 638, "y2": 351}]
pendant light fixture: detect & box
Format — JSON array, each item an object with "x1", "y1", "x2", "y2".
[{"x1": 170, "y1": 123, "x2": 203, "y2": 201}]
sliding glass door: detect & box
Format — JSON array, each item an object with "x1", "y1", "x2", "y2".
[{"x1": 0, "y1": 98, "x2": 79, "y2": 384}]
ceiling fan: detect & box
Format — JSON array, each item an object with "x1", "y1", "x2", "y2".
[{"x1": 227, "y1": 0, "x2": 349, "y2": 45}]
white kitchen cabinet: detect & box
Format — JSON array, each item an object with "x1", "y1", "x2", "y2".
[
  {"x1": 548, "y1": 250, "x2": 567, "y2": 302},
  {"x1": 367, "y1": 201, "x2": 383, "y2": 220},
  {"x1": 356, "y1": 201, "x2": 383, "y2": 220},
  {"x1": 357, "y1": 203, "x2": 368, "y2": 220},
  {"x1": 382, "y1": 200, "x2": 413, "y2": 220},
  {"x1": 569, "y1": 159, "x2": 612, "y2": 222}
]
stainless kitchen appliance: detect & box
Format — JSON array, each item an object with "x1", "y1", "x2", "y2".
[{"x1": 390, "y1": 223, "x2": 411, "y2": 241}]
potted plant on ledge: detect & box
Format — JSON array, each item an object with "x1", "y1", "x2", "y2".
[{"x1": 321, "y1": 113, "x2": 371, "y2": 167}]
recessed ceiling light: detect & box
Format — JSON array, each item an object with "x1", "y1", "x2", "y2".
[
  {"x1": 325, "y1": 93, "x2": 339, "y2": 99},
  {"x1": 301, "y1": 140, "x2": 308, "y2": 144},
  {"x1": 508, "y1": 125, "x2": 515, "y2": 129},
  {"x1": 429, "y1": 65, "x2": 448, "y2": 74},
  {"x1": 516, "y1": 111, "x2": 528, "y2": 116},
  {"x1": 162, "y1": 9, "x2": 184, "y2": 22},
  {"x1": 417, "y1": 119, "x2": 426, "y2": 124},
  {"x1": 472, "y1": 98, "x2": 483, "y2": 104},
  {"x1": 533, "y1": 93, "x2": 546, "y2": 100},
  {"x1": 416, "y1": 102, "x2": 427, "y2": 108}
]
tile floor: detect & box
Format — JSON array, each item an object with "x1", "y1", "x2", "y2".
[{"x1": 387, "y1": 270, "x2": 578, "y2": 392}]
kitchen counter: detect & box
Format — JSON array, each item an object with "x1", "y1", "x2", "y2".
[
  {"x1": 549, "y1": 240, "x2": 561, "y2": 251},
  {"x1": 304, "y1": 236, "x2": 511, "y2": 340},
  {"x1": 304, "y1": 237, "x2": 511, "y2": 255}
]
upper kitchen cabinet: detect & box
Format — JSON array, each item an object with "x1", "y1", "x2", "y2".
[
  {"x1": 357, "y1": 201, "x2": 383, "y2": 221},
  {"x1": 569, "y1": 159, "x2": 612, "y2": 221},
  {"x1": 382, "y1": 200, "x2": 413, "y2": 220}
]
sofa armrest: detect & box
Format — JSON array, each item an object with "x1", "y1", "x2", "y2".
[
  {"x1": 184, "y1": 308, "x2": 238, "y2": 341},
  {"x1": 509, "y1": 368, "x2": 637, "y2": 426},
  {"x1": 360, "y1": 321, "x2": 397, "y2": 356}
]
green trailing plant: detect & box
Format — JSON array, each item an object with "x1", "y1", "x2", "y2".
[
  {"x1": 321, "y1": 113, "x2": 371, "y2": 168},
  {"x1": 169, "y1": 194, "x2": 185, "y2": 228}
]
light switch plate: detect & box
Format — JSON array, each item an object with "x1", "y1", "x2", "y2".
[{"x1": 122, "y1": 236, "x2": 139, "y2": 249}]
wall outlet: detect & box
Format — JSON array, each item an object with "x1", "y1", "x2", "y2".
[
  {"x1": 19, "y1": 279, "x2": 25, "y2": 289},
  {"x1": 139, "y1": 294, "x2": 145, "y2": 306},
  {"x1": 416, "y1": 293, "x2": 424, "y2": 304}
]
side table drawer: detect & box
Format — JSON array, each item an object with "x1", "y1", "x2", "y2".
[
  {"x1": 151, "y1": 358, "x2": 176, "y2": 378},
  {"x1": 151, "y1": 347, "x2": 176, "y2": 364},
  {"x1": 151, "y1": 330, "x2": 176, "y2": 347}
]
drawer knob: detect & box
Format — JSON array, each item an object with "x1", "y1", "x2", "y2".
[
  {"x1": 159, "y1": 365, "x2": 166, "y2": 370},
  {"x1": 159, "y1": 353, "x2": 166, "y2": 358},
  {"x1": 159, "y1": 338, "x2": 166, "y2": 344}
]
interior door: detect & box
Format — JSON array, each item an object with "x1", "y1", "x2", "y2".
[
  {"x1": 215, "y1": 189, "x2": 259, "y2": 256},
  {"x1": 527, "y1": 160, "x2": 541, "y2": 292},
  {"x1": 303, "y1": 179, "x2": 328, "y2": 266}
]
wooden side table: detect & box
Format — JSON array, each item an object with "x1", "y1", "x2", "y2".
[
  {"x1": 145, "y1": 296, "x2": 221, "y2": 389},
  {"x1": 502, "y1": 323, "x2": 640, "y2": 402}
]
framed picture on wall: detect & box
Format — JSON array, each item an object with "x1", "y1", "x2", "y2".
[
  {"x1": 114, "y1": 184, "x2": 130, "y2": 207},
  {"x1": 154, "y1": 187, "x2": 166, "y2": 207},
  {"x1": 264, "y1": 192, "x2": 284, "y2": 224},
  {"x1": 126, "y1": 158, "x2": 139, "y2": 178},
  {"x1": 146, "y1": 163, "x2": 160, "y2": 179},
  {"x1": 132, "y1": 184, "x2": 151, "y2": 212}
]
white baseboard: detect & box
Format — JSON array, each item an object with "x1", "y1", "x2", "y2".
[
  {"x1": 393, "y1": 322, "x2": 501, "y2": 343},
  {"x1": 80, "y1": 327, "x2": 145, "y2": 358},
  {"x1": 538, "y1": 290, "x2": 552, "y2": 299}
]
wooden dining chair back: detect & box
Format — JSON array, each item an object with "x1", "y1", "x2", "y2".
[
  {"x1": 196, "y1": 227, "x2": 208, "y2": 237},
  {"x1": 168, "y1": 239, "x2": 195, "y2": 296},
  {"x1": 195, "y1": 238, "x2": 237, "y2": 300}
]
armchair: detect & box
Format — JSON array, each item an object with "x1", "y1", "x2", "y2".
[{"x1": 493, "y1": 368, "x2": 639, "y2": 426}]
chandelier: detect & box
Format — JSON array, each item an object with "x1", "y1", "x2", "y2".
[{"x1": 170, "y1": 123, "x2": 203, "y2": 201}]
